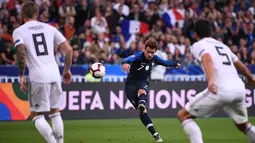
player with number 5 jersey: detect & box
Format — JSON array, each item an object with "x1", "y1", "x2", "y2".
[
  {"x1": 12, "y1": 1, "x2": 73, "y2": 143},
  {"x1": 177, "y1": 18, "x2": 255, "y2": 143}
]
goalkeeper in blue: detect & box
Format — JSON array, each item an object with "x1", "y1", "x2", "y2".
[{"x1": 122, "y1": 38, "x2": 180, "y2": 142}]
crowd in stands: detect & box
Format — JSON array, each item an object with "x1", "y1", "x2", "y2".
[{"x1": 0, "y1": 0, "x2": 254, "y2": 67}]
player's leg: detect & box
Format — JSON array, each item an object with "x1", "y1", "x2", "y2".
[
  {"x1": 125, "y1": 83, "x2": 162, "y2": 142},
  {"x1": 137, "y1": 89, "x2": 147, "y2": 113},
  {"x1": 140, "y1": 108, "x2": 163, "y2": 142},
  {"x1": 177, "y1": 108, "x2": 203, "y2": 143},
  {"x1": 49, "y1": 82, "x2": 64, "y2": 143},
  {"x1": 177, "y1": 89, "x2": 221, "y2": 143},
  {"x1": 29, "y1": 82, "x2": 57, "y2": 143},
  {"x1": 137, "y1": 86, "x2": 163, "y2": 142},
  {"x1": 224, "y1": 101, "x2": 255, "y2": 142},
  {"x1": 137, "y1": 81, "x2": 149, "y2": 113}
]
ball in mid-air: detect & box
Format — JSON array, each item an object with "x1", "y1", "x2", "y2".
[{"x1": 89, "y1": 63, "x2": 106, "y2": 78}]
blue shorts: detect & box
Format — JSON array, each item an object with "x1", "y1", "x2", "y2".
[{"x1": 125, "y1": 80, "x2": 149, "y2": 108}]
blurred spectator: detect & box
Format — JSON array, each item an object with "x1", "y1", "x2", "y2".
[
  {"x1": 90, "y1": 33, "x2": 108, "y2": 58},
  {"x1": 105, "y1": 5, "x2": 120, "y2": 36},
  {"x1": 231, "y1": 45, "x2": 239, "y2": 55},
  {"x1": 150, "y1": 49, "x2": 168, "y2": 81},
  {"x1": 76, "y1": 20, "x2": 90, "y2": 35},
  {"x1": 1, "y1": 10, "x2": 9, "y2": 25},
  {"x1": 72, "y1": 47, "x2": 84, "y2": 65},
  {"x1": 0, "y1": 40, "x2": 16, "y2": 65},
  {"x1": 1, "y1": 24, "x2": 13, "y2": 43},
  {"x1": 91, "y1": 8, "x2": 108, "y2": 34},
  {"x1": 35, "y1": 0, "x2": 50, "y2": 10},
  {"x1": 249, "y1": 1, "x2": 255, "y2": 16},
  {"x1": 64, "y1": 16, "x2": 76, "y2": 41},
  {"x1": 59, "y1": 0, "x2": 76, "y2": 21},
  {"x1": 176, "y1": 36, "x2": 186, "y2": 55},
  {"x1": 113, "y1": 0, "x2": 130, "y2": 19},
  {"x1": 128, "y1": 4, "x2": 146, "y2": 22},
  {"x1": 38, "y1": 9, "x2": 49, "y2": 23},
  {"x1": 249, "y1": 51, "x2": 255, "y2": 64},
  {"x1": 75, "y1": 0, "x2": 91, "y2": 30}
]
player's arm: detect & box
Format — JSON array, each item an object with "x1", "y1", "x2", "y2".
[
  {"x1": 193, "y1": 43, "x2": 216, "y2": 94},
  {"x1": 54, "y1": 28, "x2": 73, "y2": 83},
  {"x1": 12, "y1": 29, "x2": 27, "y2": 92},
  {"x1": 122, "y1": 53, "x2": 141, "y2": 64},
  {"x1": 154, "y1": 55, "x2": 180, "y2": 68},
  {"x1": 58, "y1": 42, "x2": 73, "y2": 71},
  {"x1": 16, "y1": 44, "x2": 27, "y2": 92},
  {"x1": 121, "y1": 53, "x2": 141, "y2": 73},
  {"x1": 232, "y1": 53, "x2": 254, "y2": 82},
  {"x1": 16, "y1": 44, "x2": 26, "y2": 76},
  {"x1": 201, "y1": 54, "x2": 214, "y2": 85},
  {"x1": 12, "y1": 29, "x2": 26, "y2": 76}
]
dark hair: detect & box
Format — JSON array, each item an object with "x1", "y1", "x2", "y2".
[
  {"x1": 144, "y1": 38, "x2": 158, "y2": 50},
  {"x1": 22, "y1": 1, "x2": 39, "y2": 19},
  {"x1": 194, "y1": 18, "x2": 213, "y2": 39}
]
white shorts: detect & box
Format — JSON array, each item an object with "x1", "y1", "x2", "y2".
[
  {"x1": 29, "y1": 81, "x2": 63, "y2": 112},
  {"x1": 185, "y1": 88, "x2": 248, "y2": 124}
]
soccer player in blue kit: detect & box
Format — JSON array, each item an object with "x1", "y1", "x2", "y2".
[{"x1": 122, "y1": 38, "x2": 180, "y2": 142}]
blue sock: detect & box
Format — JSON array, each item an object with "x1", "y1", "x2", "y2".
[
  {"x1": 140, "y1": 113, "x2": 156, "y2": 136},
  {"x1": 138, "y1": 93, "x2": 147, "y2": 105}
]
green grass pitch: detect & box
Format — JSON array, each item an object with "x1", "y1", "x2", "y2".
[{"x1": 0, "y1": 117, "x2": 254, "y2": 143}]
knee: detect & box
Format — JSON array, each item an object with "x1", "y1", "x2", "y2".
[
  {"x1": 235, "y1": 122, "x2": 249, "y2": 132},
  {"x1": 49, "y1": 111, "x2": 61, "y2": 119},
  {"x1": 177, "y1": 108, "x2": 193, "y2": 123},
  {"x1": 138, "y1": 89, "x2": 146, "y2": 96},
  {"x1": 50, "y1": 108, "x2": 60, "y2": 115},
  {"x1": 177, "y1": 110, "x2": 185, "y2": 121},
  {"x1": 30, "y1": 112, "x2": 43, "y2": 120},
  {"x1": 138, "y1": 108, "x2": 147, "y2": 115}
]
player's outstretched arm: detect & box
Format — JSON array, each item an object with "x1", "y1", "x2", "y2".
[
  {"x1": 154, "y1": 55, "x2": 180, "y2": 68},
  {"x1": 234, "y1": 60, "x2": 254, "y2": 82},
  {"x1": 121, "y1": 53, "x2": 141, "y2": 73},
  {"x1": 122, "y1": 53, "x2": 140, "y2": 64}
]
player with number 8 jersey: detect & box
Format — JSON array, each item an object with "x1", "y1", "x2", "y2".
[
  {"x1": 12, "y1": 1, "x2": 73, "y2": 143},
  {"x1": 13, "y1": 20, "x2": 65, "y2": 83}
]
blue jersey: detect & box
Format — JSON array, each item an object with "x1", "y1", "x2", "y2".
[{"x1": 122, "y1": 52, "x2": 178, "y2": 83}]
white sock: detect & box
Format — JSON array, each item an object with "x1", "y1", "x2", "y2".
[
  {"x1": 49, "y1": 112, "x2": 64, "y2": 143},
  {"x1": 33, "y1": 115, "x2": 57, "y2": 143},
  {"x1": 182, "y1": 119, "x2": 204, "y2": 143},
  {"x1": 245, "y1": 123, "x2": 255, "y2": 143}
]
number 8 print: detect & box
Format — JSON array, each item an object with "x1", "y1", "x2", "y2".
[{"x1": 32, "y1": 33, "x2": 48, "y2": 56}]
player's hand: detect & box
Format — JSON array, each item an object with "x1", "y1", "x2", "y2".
[
  {"x1": 20, "y1": 76, "x2": 27, "y2": 94},
  {"x1": 175, "y1": 63, "x2": 181, "y2": 68},
  {"x1": 208, "y1": 81, "x2": 217, "y2": 94},
  {"x1": 246, "y1": 77, "x2": 255, "y2": 86},
  {"x1": 63, "y1": 70, "x2": 72, "y2": 84},
  {"x1": 122, "y1": 64, "x2": 130, "y2": 73}
]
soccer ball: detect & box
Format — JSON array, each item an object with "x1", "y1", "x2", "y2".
[{"x1": 89, "y1": 63, "x2": 106, "y2": 78}]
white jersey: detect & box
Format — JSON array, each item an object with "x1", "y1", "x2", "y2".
[
  {"x1": 191, "y1": 37, "x2": 245, "y2": 93},
  {"x1": 12, "y1": 21, "x2": 66, "y2": 83}
]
